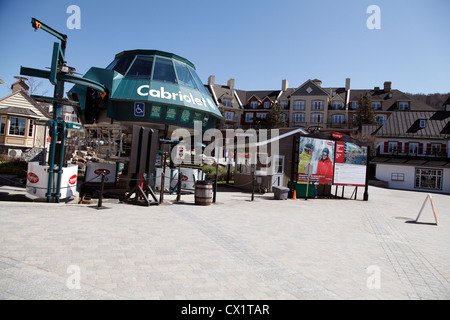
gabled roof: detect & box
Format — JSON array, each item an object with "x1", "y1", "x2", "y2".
[
  {"x1": 289, "y1": 79, "x2": 330, "y2": 97},
  {"x1": 376, "y1": 111, "x2": 450, "y2": 139},
  {"x1": 206, "y1": 84, "x2": 243, "y2": 110},
  {"x1": 329, "y1": 87, "x2": 347, "y2": 101},
  {"x1": 245, "y1": 90, "x2": 280, "y2": 102},
  {"x1": 349, "y1": 89, "x2": 436, "y2": 111},
  {"x1": 0, "y1": 90, "x2": 51, "y2": 119},
  {"x1": 0, "y1": 106, "x2": 38, "y2": 117}
]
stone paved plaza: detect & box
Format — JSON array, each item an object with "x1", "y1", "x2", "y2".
[{"x1": 0, "y1": 184, "x2": 449, "y2": 300}]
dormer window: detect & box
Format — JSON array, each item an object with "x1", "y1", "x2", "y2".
[
  {"x1": 250, "y1": 101, "x2": 258, "y2": 109},
  {"x1": 263, "y1": 101, "x2": 270, "y2": 109},
  {"x1": 223, "y1": 99, "x2": 231, "y2": 107},
  {"x1": 372, "y1": 102, "x2": 381, "y2": 110},
  {"x1": 332, "y1": 102, "x2": 342, "y2": 110},
  {"x1": 419, "y1": 119, "x2": 427, "y2": 128},
  {"x1": 399, "y1": 102, "x2": 409, "y2": 110}
]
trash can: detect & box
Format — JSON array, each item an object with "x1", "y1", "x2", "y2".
[
  {"x1": 273, "y1": 186, "x2": 289, "y2": 200},
  {"x1": 195, "y1": 180, "x2": 213, "y2": 205}
]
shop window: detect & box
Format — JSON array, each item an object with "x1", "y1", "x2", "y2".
[
  {"x1": 9, "y1": 117, "x2": 27, "y2": 136},
  {"x1": 188, "y1": 66, "x2": 211, "y2": 96},
  {"x1": 256, "y1": 153, "x2": 268, "y2": 171},
  {"x1": 391, "y1": 173, "x2": 404, "y2": 181},
  {"x1": 28, "y1": 119, "x2": 34, "y2": 137},
  {"x1": 126, "y1": 56, "x2": 154, "y2": 79},
  {"x1": 235, "y1": 155, "x2": 252, "y2": 175},
  {"x1": 0, "y1": 116, "x2": 6, "y2": 134},
  {"x1": 415, "y1": 168, "x2": 442, "y2": 190},
  {"x1": 107, "y1": 55, "x2": 135, "y2": 75},
  {"x1": 174, "y1": 60, "x2": 197, "y2": 89},
  {"x1": 152, "y1": 57, "x2": 177, "y2": 84}
]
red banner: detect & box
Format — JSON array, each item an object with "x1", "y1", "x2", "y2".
[{"x1": 335, "y1": 141, "x2": 345, "y2": 164}]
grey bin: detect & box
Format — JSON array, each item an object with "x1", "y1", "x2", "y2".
[{"x1": 273, "y1": 186, "x2": 289, "y2": 200}]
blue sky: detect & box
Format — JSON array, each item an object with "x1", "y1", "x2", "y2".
[{"x1": 0, "y1": 0, "x2": 449, "y2": 99}]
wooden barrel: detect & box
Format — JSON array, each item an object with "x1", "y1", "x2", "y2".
[{"x1": 195, "y1": 181, "x2": 213, "y2": 206}]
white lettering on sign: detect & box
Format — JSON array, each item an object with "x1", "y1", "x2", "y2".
[
  {"x1": 27, "y1": 172, "x2": 39, "y2": 184},
  {"x1": 69, "y1": 174, "x2": 77, "y2": 185},
  {"x1": 137, "y1": 85, "x2": 215, "y2": 110}
]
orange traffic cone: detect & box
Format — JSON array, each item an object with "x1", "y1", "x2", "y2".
[{"x1": 293, "y1": 190, "x2": 297, "y2": 200}]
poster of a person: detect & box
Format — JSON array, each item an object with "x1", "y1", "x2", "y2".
[{"x1": 298, "y1": 137, "x2": 335, "y2": 184}]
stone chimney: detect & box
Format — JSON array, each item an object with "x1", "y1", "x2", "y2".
[
  {"x1": 282, "y1": 79, "x2": 289, "y2": 91},
  {"x1": 227, "y1": 78, "x2": 235, "y2": 90},
  {"x1": 11, "y1": 77, "x2": 29, "y2": 94},
  {"x1": 208, "y1": 75, "x2": 215, "y2": 86},
  {"x1": 384, "y1": 81, "x2": 392, "y2": 92}
]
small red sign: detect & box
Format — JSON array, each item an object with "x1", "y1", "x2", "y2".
[
  {"x1": 335, "y1": 141, "x2": 346, "y2": 164},
  {"x1": 332, "y1": 132, "x2": 343, "y2": 139},
  {"x1": 68, "y1": 174, "x2": 77, "y2": 185},
  {"x1": 27, "y1": 172, "x2": 39, "y2": 184},
  {"x1": 94, "y1": 169, "x2": 110, "y2": 175}
]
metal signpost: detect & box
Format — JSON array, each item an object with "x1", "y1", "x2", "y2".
[
  {"x1": 305, "y1": 163, "x2": 312, "y2": 200},
  {"x1": 20, "y1": 18, "x2": 106, "y2": 203}
]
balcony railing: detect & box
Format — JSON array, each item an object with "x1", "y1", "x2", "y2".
[{"x1": 289, "y1": 121, "x2": 349, "y2": 128}]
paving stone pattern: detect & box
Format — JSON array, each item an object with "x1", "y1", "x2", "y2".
[{"x1": 0, "y1": 185, "x2": 449, "y2": 300}]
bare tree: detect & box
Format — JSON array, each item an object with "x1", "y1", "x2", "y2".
[{"x1": 25, "y1": 77, "x2": 48, "y2": 96}]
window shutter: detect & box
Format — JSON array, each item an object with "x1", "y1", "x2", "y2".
[
  {"x1": 384, "y1": 141, "x2": 389, "y2": 153},
  {"x1": 425, "y1": 143, "x2": 431, "y2": 155},
  {"x1": 419, "y1": 143, "x2": 423, "y2": 155}
]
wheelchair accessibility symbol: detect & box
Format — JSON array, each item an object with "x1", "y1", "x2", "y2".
[{"x1": 134, "y1": 102, "x2": 145, "y2": 117}]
